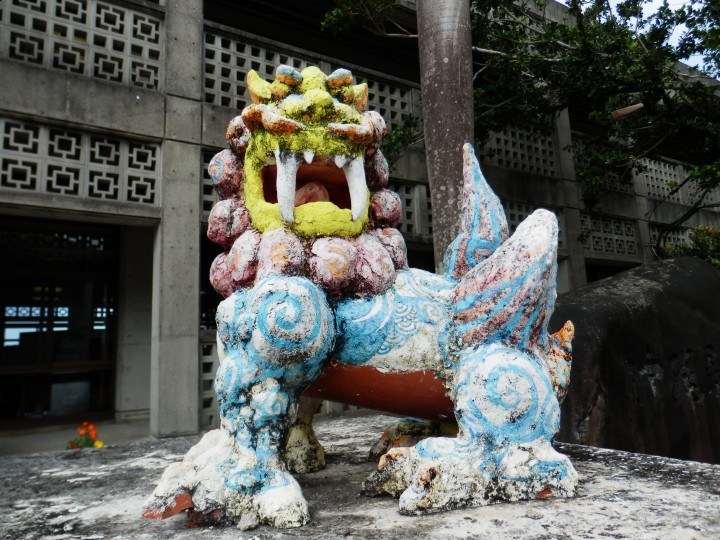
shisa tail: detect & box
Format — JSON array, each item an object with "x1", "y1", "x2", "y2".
[
  {"x1": 546, "y1": 320, "x2": 574, "y2": 402},
  {"x1": 449, "y1": 208, "x2": 559, "y2": 353},
  {"x1": 442, "y1": 144, "x2": 508, "y2": 281}
]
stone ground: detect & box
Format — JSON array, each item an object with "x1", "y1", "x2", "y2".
[{"x1": 1, "y1": 414, "x2": 719, "y2": 540}]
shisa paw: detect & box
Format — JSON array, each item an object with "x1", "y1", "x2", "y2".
[
  {"x1": 284, "y1": 419, "x2": 326, "y2": 474},
  {"x1": 361, "y1": 447, "x2": 419, "y2": 497},
  {"x1": 397, "y1": 455, "x2": 493, "y2": 515},
  {"x1": 363, "y1": 445, "x2": 492, "y2": 513},
  {"x1": 143, "y1": 429, "x2": 310, "y2": 529},
  {"x1": 494, "y1": 439, "x2": 579, "y2": 501},
  {"x1": 254, "y1": 476, "x2": 309, "y2": 528},
  {"x1": 363, "y1": 439, "x2": 578, "y2": 515}
]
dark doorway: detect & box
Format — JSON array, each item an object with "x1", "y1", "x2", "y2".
[
  {"x1": 407, "y1": 244, "x2": 436, "y2": 273},
  {"x1": 0, "y1": 217, "x2": 118, "y2": 428}
]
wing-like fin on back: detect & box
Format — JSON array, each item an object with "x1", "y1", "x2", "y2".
[
  {"x1": 442, "y1": 144, "x2": 508, "y2": 281},
  {"x1": 450, "y1": 209, "x2": 558, "y2": 352}
]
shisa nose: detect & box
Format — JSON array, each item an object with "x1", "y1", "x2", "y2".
[{"x1": 301, "y1": 89, "x2": 334, "y2": 119}]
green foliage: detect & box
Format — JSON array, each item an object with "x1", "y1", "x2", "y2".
[
  {"x1": 664, "y1": 226, "x2": 720, "y2": 269},
  {"x1": 675, "y1": 1, "x2": 720, "y2": 79},
  {"x1": 320, "y1": 0, "x2": 408, "y2": 36},
  {"x1": 466, "y1": 0, "x2": 720, "y2": 209},
  {"x1": 317, "y1": 0, "x2": 720, "y2": 220}
]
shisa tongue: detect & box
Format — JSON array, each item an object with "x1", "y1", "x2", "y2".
[
  {"x1": 294, "y1": 182, "x2": 330, "y2": 206},
  {"x1": 274, "y1": 149, "x2": 366, "y2": 223}
]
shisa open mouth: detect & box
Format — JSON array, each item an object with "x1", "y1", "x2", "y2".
[
  {"x1": 243, "y1": 132, "x2": 370, "y2": 238},
  {"x1": 261, "y1": 150, "x2": 367, "y2": 223}
]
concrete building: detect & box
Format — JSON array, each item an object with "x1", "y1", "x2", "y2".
[{"x1": 1, "y1": 0, "x2": 718, "y2": 435}]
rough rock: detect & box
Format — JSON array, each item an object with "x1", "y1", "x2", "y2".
[{"x1": 552, "y1": 257, "x2": 720, "y2": 463}]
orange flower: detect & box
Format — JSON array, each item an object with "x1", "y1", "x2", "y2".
[{"x1": 77, "y1": 427, "x2": 87, "y2": 436}]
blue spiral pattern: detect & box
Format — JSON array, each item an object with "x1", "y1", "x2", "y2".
[
  {"x1": 454, "y1": 343, "x2": 559, "y2": 445},
  {"x1": 250, "y1": 380, "x2": 290, "y2": 427},
  {"x1": 247, "y1": 276, "x2": 334, "y2": 372}
]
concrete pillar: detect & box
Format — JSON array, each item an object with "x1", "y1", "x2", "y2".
[
  {"x1": 562, "y1": 208, "x2": 588, "y2": 289},
  {"x1": 116, "y1": 226, "x2": 152, "y2": 421},
  {"x1": 150, "y1": 141, "x2": 202, "y2": 436},
  {"x1": 634, "y1": 193, "x2": 656, "y2": 264},
  {"x1": 149, "y1": 0, "x2": 204, "y2": 437},
  {"x1": 165, "y1": 0, "x2": 204, "y2": 100},
  {"x1": 557, "y1": 258, "x2": 571, "y2": 294},
  {"x1": 555, "y1": 110, "x2": 588, "y2": 289}
]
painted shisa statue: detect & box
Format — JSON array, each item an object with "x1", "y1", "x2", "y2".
[{"x1": 144, "y1": 65, "x2": 578, "y2": 529}]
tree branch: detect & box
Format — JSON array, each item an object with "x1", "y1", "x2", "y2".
[
  {"x1": 473, "y1": 64, "x2": 489, "y2": 81},
  {"x1": 646, "y1": 171, "x2": 693, "y2": 219},
  {"x1": 653, "y1": 185, "x2": 712, "y2": 255},
  {"x1": 389, "y1": 19, "x2": 415, "y2": 37},
  {"x1": 472, "y1": 46, "x2": 511, "y2": 58},
  {"x1": 477, "y1": 96, "x2": 516, "y2": 117}
]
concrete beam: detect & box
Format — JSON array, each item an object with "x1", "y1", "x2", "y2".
[
  {"x1": 582, "y1": 191, "x2": 640, "y2": 220},
  {"x1": 484, "y1": 165, "x2": 567, "y2": 208},
  {"x1": 649, "y1": 199, "x2": 720, "y2": 228},
  {"x1": 0, "y1": 59, "x2": 165, "y2": 139},
  {"x1": 202, "y1": 103, "x2": 235, "y2": 149},
  {"x1": 0, "y1": 191, "x2": 161, "y2": 226},
  {"x1": 392, "y1": 145, "x2": 429, "y2": 183},
  {"x1": 165, "y1": 96, "x2": 202, "y2": 144}
]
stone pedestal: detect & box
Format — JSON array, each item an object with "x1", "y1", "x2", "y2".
[{"x1": 1, "y1": 414, "x2": 718, "y2": 538}]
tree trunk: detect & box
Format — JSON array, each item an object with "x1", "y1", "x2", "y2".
[{"x1": 417, "y1": 0, "x2": 474, "y2": 266}]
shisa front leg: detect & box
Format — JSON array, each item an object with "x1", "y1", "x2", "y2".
[{"x1": 144, "y1": 275, "x2": 335, "y2": 529}]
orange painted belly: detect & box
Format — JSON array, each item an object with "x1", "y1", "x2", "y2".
[{"x1": 302, "y1": 361, "x2": 455, "y2": 422}]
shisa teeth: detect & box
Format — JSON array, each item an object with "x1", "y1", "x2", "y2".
[
  {"x1": 274, "y1": 151, "x2": 367, "y2": 223},
  {"x1": 343, "y1": 156, "x2": 367, "y2": 222},
  {"x1": 275, "y1": 148, "x2": 301, "y2": 224}
]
